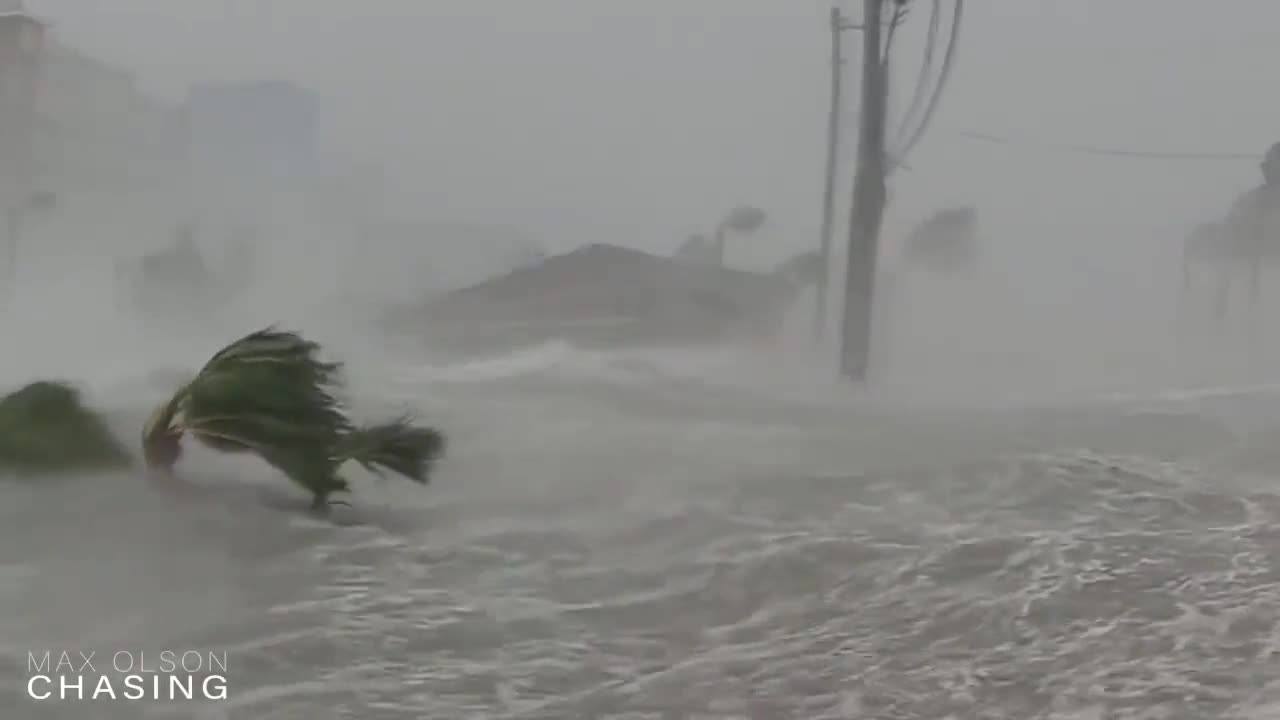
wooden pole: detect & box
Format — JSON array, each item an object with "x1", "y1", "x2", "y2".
[
  {"x1": 813, "y1": 7, "x2": 845, "y2": 345},
  {"x1": 839, "y1": 0, "x2": 890, "y2": 382}
]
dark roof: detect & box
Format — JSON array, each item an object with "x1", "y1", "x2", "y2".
[
  {"x1": 0, "y1": 12, "x2": 48, "y2": 26},
  {"x1": 188, "y1": 80, "x2": 318, "y2": 102},
  {"x1": 0, "y1": 0, "x2": 49, "y2": 26}
]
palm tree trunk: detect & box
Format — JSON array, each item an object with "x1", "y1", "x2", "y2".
[
  {"x1": 1, "y1": 207, "x2": 21, "y2": 304},
  {"x1": 711, "y1": 223, "x2": 728, "y2": 267}
]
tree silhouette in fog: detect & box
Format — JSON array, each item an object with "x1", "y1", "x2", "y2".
[{"x1": 674, "y1": 205, "x2": 769, "y2": 268}]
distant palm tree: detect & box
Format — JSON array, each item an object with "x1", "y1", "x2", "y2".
[
  {"x1": 674, "y1": 206, "x2": 769, "y2": 268},
  {"x1": 1178, "y1": 141, "x2": 1280, "y2": 328},
  {"x1": 710, "y1": 205, "x2": 768, "y2": 267},
  {"x1": 674, "y1": 232, "x2": 712, "y2": 264},
  {"x1": 900, "y1": 206, "x2": 978, "y2": 272},
  {"x1": 1179, "y1": 219, "x2": 1233, "y2": 322}
]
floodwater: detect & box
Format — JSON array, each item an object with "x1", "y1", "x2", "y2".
[{"x1": 3, "y1": 310, "x2": 1280, "y2": 719}]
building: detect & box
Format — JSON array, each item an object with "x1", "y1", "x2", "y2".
[
  {"x1": 0, "y1": 0, "x2": 47, "y2": 198},
  {"x1": 0, "y1": 0, "x2": 182, "y2": 195},
  {"x1": 0, "y1": 0, "x2": 48, "y2": 297},
  {"x1": 36, "y1": 40, "x2": 183, "y2": 190},
  {"x1": 0, "y1": 0, "x2": 187, "y2": 300}
]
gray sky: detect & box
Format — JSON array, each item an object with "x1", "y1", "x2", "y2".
[{"x1": 29, "y1": 0, "x2": 1280, "y2": 268}]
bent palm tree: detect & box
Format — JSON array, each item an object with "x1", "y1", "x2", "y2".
[
  {"x1": 901, "y1": 206, "x2": 979, "y2": 272},
  {"x1": 142, "y1": 327, "x2": 445, "y2": 512},
  {"x1": 674, "y1": 233, "x2": 713, "y2": 264}
]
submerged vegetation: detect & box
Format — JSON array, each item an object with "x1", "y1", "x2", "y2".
[
  {"x1": 0, "y1": 381, "x2": 132, "y2": 474},
  {"x1": 142, "y1": 327, "x2": 445, "y2": 512}
]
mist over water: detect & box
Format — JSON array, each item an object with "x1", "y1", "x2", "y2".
[
  {"x1": 8, "y1": 234, "x2": 1280, "y2": 719},
  {"x1": 3, "y1": 1, "x2": 1280, "y2": 718}
]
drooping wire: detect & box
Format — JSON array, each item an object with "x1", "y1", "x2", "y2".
[
  {"x1": 836, "y1": 2, "x2": 1256, "y2": 171},
  {"x1": 888, "y1": 0, "x2": 963, "y2": 173},
  {"x1": 954, "y1": 130, "x2": 1257, "y2": 160},
  {"x1": 880, "y1": 2, "x2": 910, "y2": 65},
  {"x1": 891, "y1": 0, "x2": 941, "y2": 162}
]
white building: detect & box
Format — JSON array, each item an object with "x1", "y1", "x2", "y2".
[
  {"x1": 36, "y1": 41, "x2": 183, "y2": 191},
  {"x1": 0, "y1": 0, "x2": 187, "y2": 301},
  {"x1": 0, "y1": 0, "x2": 47, "y2": 202},
  {"x1": 0, "y1": 0, "x2": 183, "y2": 196}
]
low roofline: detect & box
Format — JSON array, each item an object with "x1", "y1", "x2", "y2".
[
  {"x1": 187, "y1": 79, "x2": 318, "y2": 98},
  {"x1": 0, "y1": 10, "x2": 50, "y2": 27}
]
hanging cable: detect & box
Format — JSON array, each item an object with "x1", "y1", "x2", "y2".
[
  {"x1": 891, "y1": 0, "x2": 941, "y2": 162},
  {"x1": 889, "y1": 0, "x2": 963, "y2": 173},
  {"x1": 954, "y1": 130, "x2": 1257, "y2": 160},
  {"x1": 880, "y1": 2, "x2": 910, "y2": 65}
]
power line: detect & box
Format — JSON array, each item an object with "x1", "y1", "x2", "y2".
[
  {"x1": 891, "y1": 0, "x2": 943, "y2": 159},
  {"x1": 888, "y1": 0, "x2": 963, "y2": 173},
  {"x1": 954, "y1": 130, "x2": 1258, "y2": 161}
]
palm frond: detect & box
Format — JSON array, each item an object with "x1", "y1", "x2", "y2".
[
  {"x1": 144, "y1": 326, "x2": 447, "y2": 509},
  {"x1": 338, "y1": 417, "x2": 445, "y2": 484},
  {"x1": 197, "y1": 327, "x2": 344, "y2": 391},
  {"x1": 142, "y1": 384, "x2": 186, "y2": 438},
  {"x1": 141, "y1": 387, "x2": 187, "y2": 470},
  {"x1": 256, "y1": 447, "x2": 350, "y2": 503}
]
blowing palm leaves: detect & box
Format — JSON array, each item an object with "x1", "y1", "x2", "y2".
[
  {"x1": 142, "y1": 328, "x2": 445, "y2": 512},
  {"x1": 0, "y1": 380, "x2": 132, "y2": 474}
]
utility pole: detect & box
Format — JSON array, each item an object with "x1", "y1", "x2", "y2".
[
  {"x1": 813, "y1": 6, "x2": 850, "y2": 346},
  {"x1": 839, "y1": 0, "x2": 891, "y2": 382}
]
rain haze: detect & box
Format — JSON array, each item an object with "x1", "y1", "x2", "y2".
[
  {"x1": 1, "y1": 1, "x2": 1280, "y2": 718},
  {"x1": 13, "y1": 0, "x2": 1277, "y2": 396}
]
